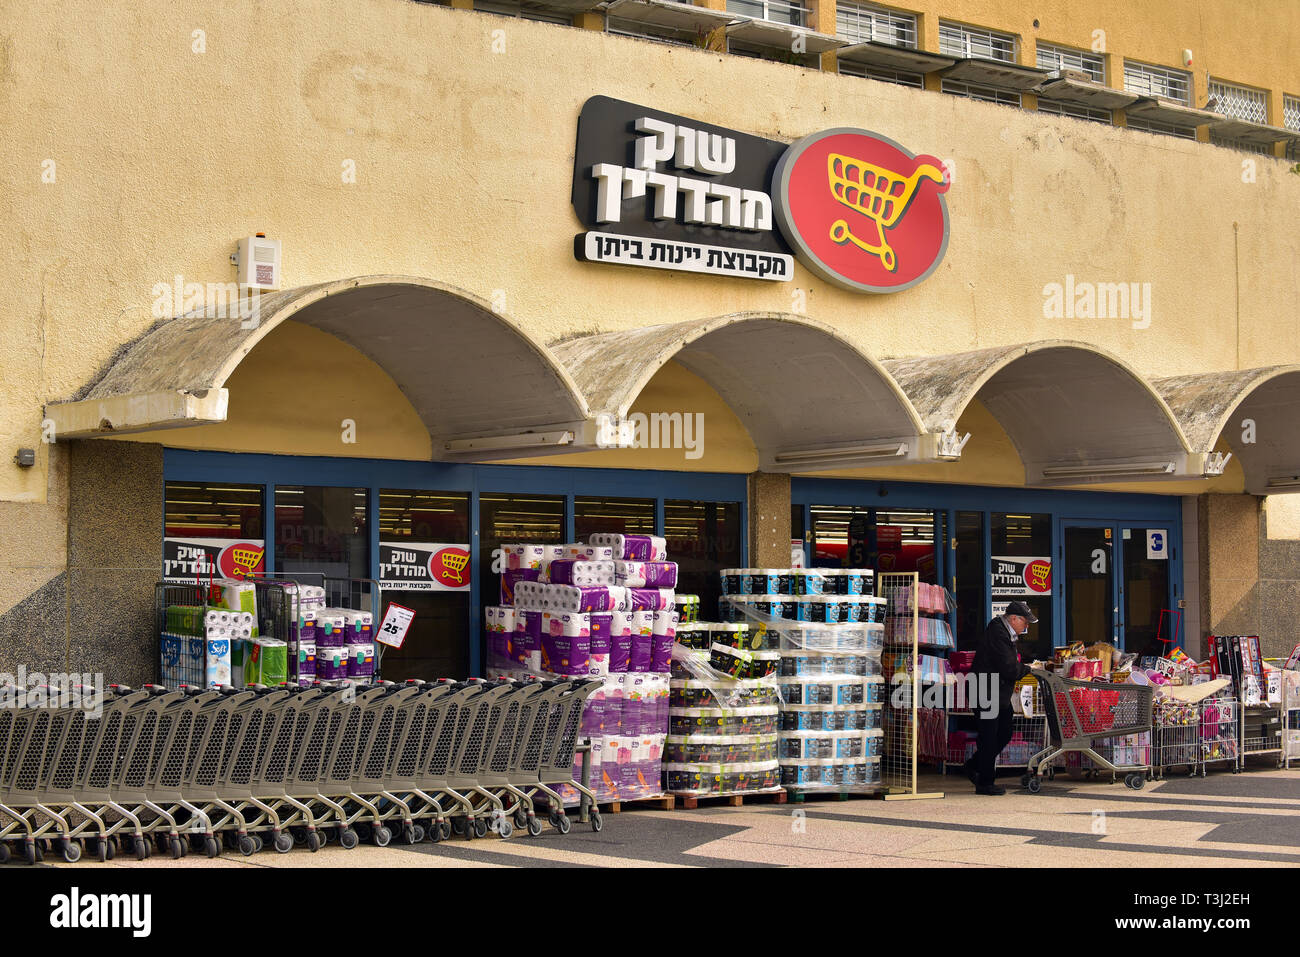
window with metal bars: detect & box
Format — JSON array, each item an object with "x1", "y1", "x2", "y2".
[
  {"x1": 727, "y1": 0, "x2": 807, "y2": 27},
  {"x1": 606, "y1": 16, "x2": 698, "y2": 47},
  {"x1": 835, "y1": 1, "x2": 917, "y2": 48},
  {"x1": 1123, "y1": 60, "x2": 1191, "y2": 105},
  {"x1": 938, "y1": 20, "x2": 1016, "y2": 63},
  {"x1": 1125, "y1": 116, "x2": 1197, "y2": 140},
  {"x1": 940, "y1": 78, "x2": 1021, "y2": 107},
  {"x1": 1209, "y1": 134, "x2": 1274, "y2": 156},
  {"x1": 839, "y1": 60, "x2": 924, "y2": 88},
  {"x1": 474, "y1": 0, "x2": 572, "y2": 24},
  {"x1": 1286, "y1": 95, "x2": 1300, "y2": 132},
  {"x1": 1035, "y1": 41, "x2": 1104, "y2": 83},
  {"x1": 1208, "y1": 79, "x2": 1269, "y2": 125},
  {"x1": 1039, "y1": 100, "x2": 1112, "y2": 125}
]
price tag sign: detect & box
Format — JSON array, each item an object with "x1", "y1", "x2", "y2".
[{"x1": 376, "y1": 602, "x2": 415, "y2": 649}]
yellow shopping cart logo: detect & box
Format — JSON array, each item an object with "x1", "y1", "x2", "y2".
[
  {"x1": 826, "y1": 152, "x2": 947, "y2": 273},
  {"x1": 441, "y1": 550, "x2": 469, "y2": 585}
]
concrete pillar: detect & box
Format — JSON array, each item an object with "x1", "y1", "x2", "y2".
[
  {"x1": 1198, "y1": 493, "x2": 1261, "y2": 646},
  {"x1": 747, "y1": 471, "x2": 791, "y2": 567}
]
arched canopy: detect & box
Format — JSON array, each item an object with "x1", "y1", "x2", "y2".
[
  {"x1": 885, "y1": 342, "x2": 1200, "y2": 485},
  {"x1": 550, "y1": 313, "x2": 940, "y2": 471},
  {"x1": 1155, "y1": 367, "x2": 1300, "y2": 494},
  {"x1": 47, "y1": 276, "x2": 590, "y2": 459}
]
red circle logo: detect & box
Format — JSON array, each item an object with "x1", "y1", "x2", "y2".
[
  {"x1": 216, "y1": 542, "x2": 265, "y2": 579},
  {"x1": 429, "y1": 546, "x2": 471, "y2": 589},
  {"x1": 773, "y1": 129, "x2": 950, "y2": 293},
  {"x1": 1024, "y1": 560, "x2": 1052, "y2": 594}
]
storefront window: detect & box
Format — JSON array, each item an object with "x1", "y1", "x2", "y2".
[
  {"x1": 274, "y1": 486, "x2": 368, "y2": 579},
  {"x1": 1122, "y1": 527, "x2": 1172, "y2": 659},
  {"x1": 378, "y1": 490, "x2": 471, "y2": 681},
  {"x1": 954, "y1": 511, "x2": 984, "y2": 651},
  {"x1": 574, "y1": 496, "x2": 654, "y2": 541},
  {"x1": 479, "y1": 493, "x2": 566, "y2": 672},
  {"x1": 664, "y1": 500, "x2": 742, "y2": 620},
  {"x1": 163, "y1": 482, "x2": 265, "y2": 581},
  {"x1": 810, "y1": 504, "x2": 940, "y2": 583},
  {"x1": 991, "y1": 512, "x2": 1053, "y2": 662}
]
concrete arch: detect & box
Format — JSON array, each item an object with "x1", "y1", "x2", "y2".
[
  {"x1": 48, "y1": 276, "x2": 590, "y2": 457},
  {"x1": 1155, "y1": 366, "x2": 1300, "y2": 494},
  {"x1": 549, "y1": 312, "x2": 938, "y2": 471},
  {"x1": 885, "y1": 342, "x2": 1202, "y2": 485}
]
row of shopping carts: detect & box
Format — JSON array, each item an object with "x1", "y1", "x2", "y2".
[{"x1": 0, "y1": 676, "x2": 603, "y2": 864}]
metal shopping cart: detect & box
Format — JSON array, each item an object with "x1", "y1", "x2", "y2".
[
  {"x1": 1024, "y1": 668, "x2": 1154, "y2": 792},
  {"x1": 826, "y1": 152, "x2": 947, "y2": 272}
]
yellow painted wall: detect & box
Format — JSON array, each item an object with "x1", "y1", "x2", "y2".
[
  {"x1": 500, "y1": 360, "x2": 759, "y2": 472},
  {"x1": 115, "y1": 322, "x2": 433, "y2": 460},
  {"x1": 4, "y1": 0, "x2": 1300, "y2": 506}
]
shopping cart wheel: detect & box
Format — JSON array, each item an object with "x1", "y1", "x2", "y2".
[
  {"x1": 205, "y1": 837, "x2": 219, "y2": 858},
  {"x1": 473, "y1": 818, "x2": 489, "y2": 839},
  {"x1": 1124, "y1": 773, "x2": 1145, "y2": 791},
  {"x1": 411, "y1": 825, "x2": 425, "y2": 844},
  {"x1": 554, "y1": 813, "x2": 571, "y2": 835},
  {"x1": 450, "y1": 817, "x2": 467, "y2": 837},
  {"x1": 356, "y1": 822, "x2": 373, "y2": 843},
  {"x1": 94, "y1": 838, "x2": 108, "y2": 862},
  {"x1": 306, "y1": 831, "x2": 321, "y2": 853},
  {"x1": 339, "y1": 828, "x2": 360, "y2": 850},
  {"x1": 61, "y1": 839, "x2": 82, "y2": 864},
  {"x1": 1019, "y1": 774, "x2": 1031, "y2": 788},
  {"x1": 24, "y1": 841, "x2": 37, "y2": 865},
  {"x1": 169, "y1": 836, "x2": 183, "y2": 860},
  {"x1": 589, "y1": 810, "x2": 603, "y2": 833},
  {"x1": 274, "y1": 833, "x2": 293, "y2": 854},
  {"x1": 238, "y1": 835, "x2": 257, "y2": 857},
  {"x1": 495, "y1": 819, "x2": 513, "y2": 839},
  {"x1": 0, "y1": 842, "x2": 9, "y2": 864},
  {"x1": 374, "y1": 826, "x2": 392, "y2": 848},
  {"x1": 527, "y1": 817, "x2": 543, "y2": 838},
  {"x1": 293, "y1": 828, "x2": 307, "y2": 847},
  {"x1": 133, "y1": 837, "x2": 148, "y2": 861},
  {"x1": 251, "y1": 835, "x2": 264, "y2": 853},
  {"x1": 515, "y1": 808, "x2": 529, "y2": 830},
  {"x1": 1026, "y1": 777, "x2": 1042, "y2": 794},
  {"x1": 439, "y1": 820, "x2": 452, "y2": 842}
]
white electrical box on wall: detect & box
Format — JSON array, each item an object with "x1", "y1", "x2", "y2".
[{"x1": 236, "y1": 236, "x2": 282, "y2": 289}]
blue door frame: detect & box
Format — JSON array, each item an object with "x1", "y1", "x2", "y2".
[
  {"x1": 792, "y1": 478, "x2": 1183, "y2": 650},
  {"x1": 163, "y1": 449, "x2": 749, "y2": 675}
]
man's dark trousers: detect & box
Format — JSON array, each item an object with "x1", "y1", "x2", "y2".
[{"x1": 975, "y1": 700, "x2": 1014, "y2": 787}]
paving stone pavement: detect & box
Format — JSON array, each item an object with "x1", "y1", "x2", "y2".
[{"x1": 31, "y1": 769, "x2": 1300, "y2": 869}]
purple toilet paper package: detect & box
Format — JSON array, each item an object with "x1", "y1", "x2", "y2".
[{"x1": 500, "y1": 568, "x2": 539, "y2": 606}]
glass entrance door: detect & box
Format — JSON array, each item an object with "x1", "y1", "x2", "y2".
[
  {"x1": 1063, "y1": 524, "x2": 1116, "y2": 648},
  {"x1": 1120, "y1": 526, "x2": 1173, "y2": 659}
]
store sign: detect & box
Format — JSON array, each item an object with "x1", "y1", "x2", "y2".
[
  {"x1": 378, "y1": 542, "x2": 470, "y2": 591},
  {"x1": 571, "y1": 97, "x2": 949, "y2": 292},
  {"x1": 991, "y1": 556, "x2": 1053, "y2": 598},
  {"x1": 163, "y1": 538, "x2": 265, "y2": 581}
]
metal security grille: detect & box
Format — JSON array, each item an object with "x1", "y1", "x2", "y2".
[
  {"x1": 938, "y1": 20, "x2": 1016, "y2": 63},
  {"x1": 1209, "y1": 134, "x2": 1274, "y2": 155},
  {"x1": 474, "y1": 0, "x2": 571, "y2": 25},
  {"x1": 1209, "y1": 79, "x2": 1268, "y2": 124},
  {"x1": 1286, "y1": 95, "x2": 1300, "y2": 132},
  {"x1": 727, "y1": 0, "x2": 807, "y2": 27},
  {"x1": 1126, "y1": 115, "x2": 1198, "y2": 140},
  {"x1": 606, "y1": 17, "x2": 697, "y2": 47},
  {"x1": 836, "y1": 1, "x2": 917, "y2": 47},
  {"x1": 1123, "y1": 60, "x2": 1192, "y2": 105},
  {"x1": 941, "y1": 78, "x2": 1022, "y2": 107},
  {"x1": 1039, "y1": 100, "x2": 1113, "y2": 124},
  {"x1": 1036, "y1": 41, "x2": 1104, "y2": 83},
  {"x1": 839, "y1": 61, "x2": 924, "y2": 88}
]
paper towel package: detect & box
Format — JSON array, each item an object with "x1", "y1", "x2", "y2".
[
  {"x1": 317, "y1": 613, "x2": 347, "y2": 648},
  {"x1": 615, "y1": 561, "x2": 679, "y2": 589},
  {"x1": 205, "y1": 638, "x2": 232, "y2": 687},
  {"x1": 297, "y1": 640, "x2": 317, "y2": 680},
  {"x1": 514, "y1": 609, "x2": 543, "y2": 670},
  {"x1": 500, "y1": 568, "x2": 539, "y2": 606},
  {"x1": 548, "y1": 585, "x2": 617, "y2": 613},
  {"x1": 316, "y1": 645, "x2": 348, "y2": 680},
  {"x1": 588, "y1": 612, "x2": 612, "y2": 676},
  {"x1": 215, "y1": 580, "x2": 259, "y2": 636},
  {"x1": 651, "y1": 611, "x2": 679, "y2": 672},
  {"x1": 248, "y1": 638, "x2": 288, "y2": 686},
  {"x1": 630, "y1": 588, "x2": 675, "y2": 611},
  {"x1": 629, "y1": 629, "x2": 654, "y2": 672},
  {"x1": 348, "y1": 643, "x2": 375, "y2": 680},
  {"x1": 562, "y1": 544, "x2": 616, "y2": 563},
  {"x1": 590, "y1": 534, "x2": 668, "y2": 562},
  {"x1": 505, "y1": 544, "x2": 546, "y2": 571},
  {"x1": 547, "y1": 559, "x2": 617, "y2": 587},
  {"x1": 541, "y1": 613, "x2": 592, "y2": 675}
]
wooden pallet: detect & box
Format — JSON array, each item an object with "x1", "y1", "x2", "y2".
[
  {"x1": 672, "y1": 789, "x2": 788, "y2": 810},
  {"x1": 786, "y1": 788, "x2": 872, "y2": 803},
  {"x1": 606, "y1": 793, "x2": 676, "y2": 813}
]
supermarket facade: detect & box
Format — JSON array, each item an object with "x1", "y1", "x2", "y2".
[{"x1": 4, "y1": 0, "x2": 1300, "y2": 684}]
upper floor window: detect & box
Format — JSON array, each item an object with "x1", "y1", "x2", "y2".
[
  {"x1": 1208, "y1": 78, "x2": 1269, "y2": 125},
  {"x1": 1035, "y1": 41, "x2": 1104, "y2": 83},
  {"x1": 839, "y1": 60, "x2": 924, "y2": 88},
  {"x1": 1125, "y1": 115, "x2": 1197, "y2": 140},
  {"x1": 1285, "y1": 94, "x2": 1300, "y2": 132},
  {"x1": 1039, "y1": 100, "x2": 1112, "y2": 125},
  {"x1": 728, "y1": 0, "x2": 807, "y2": 27},
  {"x1": 940, "y1": 78, "x2": 1021, "y2": 107},
  {"x1": 1123, "y1": 60, "x2": 1191, "y2": 105},
  {"x1": 836, "y1": 2, "x2": 917, "y2": 48},
  {"x1": 938, "y1": 20, "x2": 1016, "y2": 63}
]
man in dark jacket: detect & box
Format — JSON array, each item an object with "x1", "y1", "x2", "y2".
[{"x1": 962, "y1": 601, "x2": 1036, "y2": 794}]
